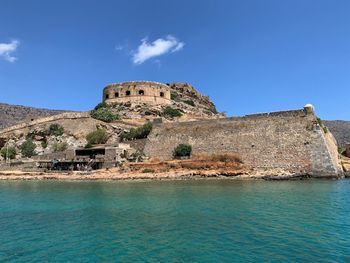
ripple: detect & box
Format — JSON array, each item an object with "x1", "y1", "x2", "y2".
[{"x1": 0, "y1": 180, "x2": 349, "y2": 262}]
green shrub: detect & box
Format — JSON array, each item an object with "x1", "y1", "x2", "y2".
[
  {"x1": 94, "y1": 102, "x2": 109, "y2": 110},
  {"x1": 183, "y1": 100, "x2": 195, "y2": 107},
  {"x1": 171, "y1": 92, "x2": 178, "y2": 100},
  {"x1": 86, "y1": 129, "x2": 108, "y2": 145},
  {"x1": 53, "y1": 142, "x2": 68, "y2": 152},
  {"x1": 90, "y1": 107, "x2": 120, "y2": 122},
  {"x1": 41, "y1": 140, "x2": 48, "y2": 149},
  {"x1": 317, "y1": 117, "x2": 328, "y2": 133},
  {"x1": 20, "y1": 139, "x2": 37, "y2": 157},
  {"x1": 121, "y1": 122, "x2": 153, "y2": 141},
  {"x1": 0, "y1": 146, "x2": 16, "y2": 160},
  {"x1": 142, "y1": 168, "x2": 155, "y2": 173},
  {"x1": 174, "y1": 144, "x2": 192, "y2": 158},
  {"x1": 163, "y1": 106, "x2": 182, "y2": 118},
  {"x1": 48, "y1": 123, "x2": 64, "y2": 136},
  {"x1": 84, "y1": 142, "x2": 93, "y2": 148}
]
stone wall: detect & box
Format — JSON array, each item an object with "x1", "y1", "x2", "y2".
[
  {"x1": 144, "y1": 108, "x2": 342, "y2": 177},
  {"x1": 103, "y1": 81, "x2": 171, "y2": 105}
]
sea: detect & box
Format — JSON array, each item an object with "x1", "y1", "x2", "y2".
[{"x1": 0, "y1": 179, "x2": 349, "y2": 262}]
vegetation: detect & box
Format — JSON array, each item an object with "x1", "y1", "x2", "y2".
[
  {"x1": 183, "y1": 100, "x2": 195, "y2": 107},
  {"x1": 52, "y1": 141, "x2": 68, "y2": 152},
  {"x1": 142, "y1": 168, "x2": 155, "y2": 173},
  {"x1": 338, "y1": 147, "x2": 346, "y2": 155},
  {"x1": 48, "y1": 123, "x2": 64, "y2": 136},
  {"x1": 84, "y1": 142, "x2": 93, "y2": 148},
  {"x1": 41, "y1": 140, "x2": 48, "y2": 149},
  {"x1": 209, "y1": 102, "x2": 218, "y2": 114},
  {"x1": 0, "y1": 146, "x2": 16, "y2": 160},
  {"x1": 174, "y1": 144, "x2": 192, "y2": 158},
  {"x1": 86, "y1": 129, "x2": 108, "y2": 145},
  {"x1": 317, "y1": 117, "x2": 328, "y2": 133},
  {"x1": 163, "y1": 106, "x2": 182, "y2": 118},
  {"x1": 170, "y1": 92, "x2": 178, "y2": 100},
  {"x1": 90, "y1": 103, "x2": 120, "y2": 123},
  {"x1": 20, "y1": 139, "x2": 37, "y2": 157},
  {"x1": 94, "y1": 102, "x2": 109, "y2": 110},
  {"x1": 121, "y1": 122, "x2": 153, "y2": 141}
]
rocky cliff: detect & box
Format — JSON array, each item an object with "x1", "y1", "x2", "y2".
[
  {"x1": 324, "y1": 120, "x2": 350, "y2": 148},
  {"x1": 0, "y1": 103, "x2": 67, "y2": 130}
]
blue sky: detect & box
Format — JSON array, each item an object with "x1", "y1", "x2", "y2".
[{"x1": 1, "y1": 0, "x2": 350, "y2": 120}]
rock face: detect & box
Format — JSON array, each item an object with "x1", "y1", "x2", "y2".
[
  {"x1": 0, "y1": 103, "x2": 67, "y2": 130},
  {"x1": 324, "y1": 120, "x2": 350, "y2": 148}
]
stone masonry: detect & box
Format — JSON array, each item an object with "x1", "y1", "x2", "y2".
[{"x1": 144, "y1": 107, "x2": 342, "y2": 177}]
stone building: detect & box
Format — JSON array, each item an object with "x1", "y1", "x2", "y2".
[{"x1": 103, "y1": 81, "x2": 171, "y2": 105}]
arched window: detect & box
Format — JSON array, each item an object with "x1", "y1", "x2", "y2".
[
  {"x1": 160, "y1": 92, "x2": 164, "y2": 97},
  {"x1": 115, "y1": 92, "x2": 119, "y2": 97},
  {"x1": 139, "y1": 90, "x2": 144, "y2": 95},
  {"x1": 105, "y1": 94, "x2": 109, "y2": 99},
  {"x1": 126, "y1": 90, "x2": 131, "y2": 96}
]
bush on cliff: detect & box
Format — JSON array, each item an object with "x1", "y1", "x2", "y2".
[
  {"x1": 183, "y1": 100, "x2": 195, "y2": 107},
  {"x1": 121, "y1": 122, "x2": 153, "y2": 141},
  {"x1": 163, "y1": 106, "x2": 182, "y2": 118},
  {"x1": 0, "y1": 146, "x2": 16, "y2": 160},
  {"x1": 90, "y1": 107, "x2": 120, "y2": 123},
  {"x1": 48, "y1": 123, "x2": 64, "y2": 136},
  {"x1": 174, "y1": 144, "x2": 192, "y2": 158},
  {"x1": 20, "y1": 139, "x2": 37, "y2": 157},
  {"x1": 86, "y1": 129, "x2": 108, "y2": 145},
  {"x1": 316, "y1": 117, "x2": 328, "y2": 133},
  {"x1": 52, "y1": 141, "x2": 68, "y2": 152}
]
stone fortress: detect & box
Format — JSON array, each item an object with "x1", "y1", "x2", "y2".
[
  {"x1": 103, "y1": 81, "x2": 171, "y2": 105},
  {"x1": 0, "y1": 80, "x2": 346, "y2": 178}
]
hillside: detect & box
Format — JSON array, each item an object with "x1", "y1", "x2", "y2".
[
  {"x1": 0, "y1": 103, "x2": 68, "y2": 130},
  {"x1": 324, "y1": 120, "x2": 350, "y2": 148}
]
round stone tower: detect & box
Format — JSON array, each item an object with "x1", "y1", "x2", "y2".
[{"x1": 103, "y1": 81, "x2": 171, "y2": 105}]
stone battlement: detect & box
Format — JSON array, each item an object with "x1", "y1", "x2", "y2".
[{"x1": 103, "y1": 81, "x2": 171, "y2": 105}]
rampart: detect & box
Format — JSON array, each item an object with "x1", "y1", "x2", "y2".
[
  {"x1": 103, "y1": 81, "x2": 171, "y2": 105},
  {"x1": 144, "y1": 108, "x2": 342, "y2": 177}
]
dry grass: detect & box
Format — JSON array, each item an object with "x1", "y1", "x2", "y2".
[{"x1": 125, "y1": 153, "x2": 245, "y2": 172}]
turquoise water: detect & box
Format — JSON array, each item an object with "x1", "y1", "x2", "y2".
[{"x1": 0, "y1": 180, "x2": 349, "y2": 262}]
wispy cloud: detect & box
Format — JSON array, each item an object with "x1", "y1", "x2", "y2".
[
  {"x1": 0, "y1": 40, "x2": 20, "y2": 62},
  {"x1": 132, "y1": 35, "x2": 184, "y2": 65}
]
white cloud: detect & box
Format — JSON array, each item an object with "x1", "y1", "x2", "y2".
[
  {"x1": 0, "y1": 40, "x2": 20, "y2": 62},
  {"x1": 132, "y1": 35, "x2": 184, "y2": 65}
]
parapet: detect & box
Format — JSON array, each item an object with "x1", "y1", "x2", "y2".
[{"x1": 103, "y1": 81, "x2": 171, "y2": 105}]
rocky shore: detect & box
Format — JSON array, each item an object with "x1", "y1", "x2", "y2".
[{"x1": 0, "y1": 168, "x2": 327, "y2": 181}]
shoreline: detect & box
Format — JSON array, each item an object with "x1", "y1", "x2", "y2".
[{"x1": 0, "y1": 168, "x2": 344, "y2": 181}]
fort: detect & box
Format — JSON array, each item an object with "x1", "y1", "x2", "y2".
[
  {"x1": 144, "y1": 105, "x2": 342, "y2": 177},
  {"x1": 0, "y1": 81, "x2": 346, "y2": 179},
  {"x1": 103, "y1": 81, "x2": 171, "y2": 105}
]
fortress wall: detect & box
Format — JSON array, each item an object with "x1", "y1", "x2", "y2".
[
  {"x1": 0, "y1": 112, "x2": 102, "y2": 139},
  {"x1": 144, "y1": 109, "x2": 342, "y2": 177}
]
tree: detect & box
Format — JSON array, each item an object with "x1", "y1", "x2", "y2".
[
  {"x1": 90, "y1": 108, "x2": 120, "y2": 122},
  {"x1": 20, "y1": 139, "x2": 37, "y2": 157},
  {"x1": 174, "y1": 144, "x2": 192, "y2": 158},
  {"x1": 163, "y1": 106, "x2": 182, "y2": 118},
  {"x1": 52, "y1": 142, "x2": 68, "y2": 152},
  {"x1": 1, "y1": 146, "x2": 16, "y2": 160},
  {"x1": 48, "y1": 123, "x2": 64, "y2": 136},
  {"x1": 86, "y1": 129, "x2": 108, "y2": 145},
  {"x1": 121, "y1": 122, "x2": 153, "y2": 141}
]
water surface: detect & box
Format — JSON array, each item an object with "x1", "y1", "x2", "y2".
[{"x1": 0, "y1": 179, "x2": 349, "y2": 262}]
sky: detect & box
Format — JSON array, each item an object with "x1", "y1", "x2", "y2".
[{"x1": 1, "y1": 0, "x2": 350, "y2": 120}]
